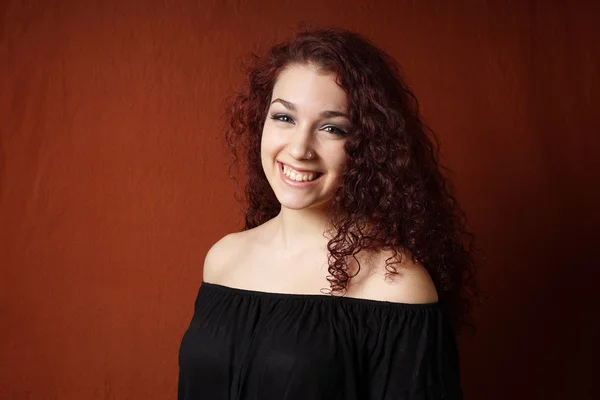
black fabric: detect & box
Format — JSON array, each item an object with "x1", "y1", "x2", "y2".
[{"x1": 178, "y1": 281, "x2": 463, "y2": 400}]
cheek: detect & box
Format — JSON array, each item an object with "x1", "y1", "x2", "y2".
[
  {"x1": 330, "y1": 146, "x2": 348, "y2": 174},
  {"x1": 260, "y1": 139, "x2": 269, "y2": 169},
  {"x1": 260, "y1": 127, "x2": 272, "y2": 154},
  {"x1": 260, "y1": 128, "x2": 279, "y2": 173},
  {"x1": 261, "y1": 126, "x2": 287, "y2": 156}
]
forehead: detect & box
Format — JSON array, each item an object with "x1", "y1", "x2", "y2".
[{"x1": 272, "y1": 64, "x2": 348, "y2": 111}]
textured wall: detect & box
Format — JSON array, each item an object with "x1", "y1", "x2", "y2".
[{"x1": 1, "y1": 0, "x2": 598, "y2": 399}]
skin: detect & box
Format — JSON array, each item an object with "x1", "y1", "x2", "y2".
[
  {"x1": 204, "y1": 63, "x2": 439, "y2": 303},
  {"x1": 260, "y1": 63, "x2": 351, "y2": 250}
]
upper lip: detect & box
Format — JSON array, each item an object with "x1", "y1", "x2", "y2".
[{"x1": 278, "y1": 161, "x2": 321, "y2": 174}]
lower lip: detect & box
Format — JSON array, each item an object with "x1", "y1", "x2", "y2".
[{"x1": 278, "y1": 162, "x2": 322, "y2": 188}]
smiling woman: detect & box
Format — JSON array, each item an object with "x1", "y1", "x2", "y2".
[
  {"x1": 178, "y1": 27, "x2": 480, "y2": 400},
  {"x1": 261, "y1": 65, "x2": 349, "y2": 210}
]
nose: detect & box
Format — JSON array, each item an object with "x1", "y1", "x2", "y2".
[{"x1": 287, "y1": 125, "x2": 316, "y2": 160}]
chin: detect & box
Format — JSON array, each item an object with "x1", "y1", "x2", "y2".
[
  {"x1": 277, "y1": 196, "x2": 331, "y2": 212},
  {"x1": 277, "y1": 198, "x2": 315, "y2": 211}
]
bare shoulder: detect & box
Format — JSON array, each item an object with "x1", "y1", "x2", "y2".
[
  {"x1": 202, "y1": 231, "x2": 246, "y2": 283},
  {"x1": 358, "y1": 248, "x2": 439, "y2": 304},
  {"x1": 202, "y1": 221, "x2": 275, "y2": 284}
]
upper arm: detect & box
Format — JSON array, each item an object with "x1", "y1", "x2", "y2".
[
  {"x1": 365, "y1": 255, "x2": 460, "y2": 398},
  {"x1": 367, "y1": 304, "x2": 462, "y2": 399}
]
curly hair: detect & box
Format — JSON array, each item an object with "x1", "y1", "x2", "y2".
[{"x1": 224, "y1": 27, "x2": 482, "y2": 335}]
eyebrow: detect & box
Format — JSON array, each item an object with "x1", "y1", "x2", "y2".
[{"x1": 271, "y1": 98, "x2": 349, "y2": 119}]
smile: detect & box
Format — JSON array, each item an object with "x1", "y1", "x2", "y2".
[{"x1": 278, "y1": 162, "x2": 323, "y2": 187}]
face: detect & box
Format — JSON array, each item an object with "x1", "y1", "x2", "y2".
[{"x1": 261, "y1": 64, "x2": 350, "y2": 211}]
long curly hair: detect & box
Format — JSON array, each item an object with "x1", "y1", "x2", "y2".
[{"x1": 225, "y1": 27, "x2": 482, "y2": 335}]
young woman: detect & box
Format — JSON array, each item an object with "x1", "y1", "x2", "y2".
[{"x1": 178, "y1": 27, "x2": 479, "y2": 400}]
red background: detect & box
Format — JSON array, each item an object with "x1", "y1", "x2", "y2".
[{"x1": 1, "y1": 1, "x2": 598, "y2": 399}]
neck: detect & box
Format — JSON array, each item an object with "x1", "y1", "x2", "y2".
[{"x1": 270, "y1": 205, "x2": 334, "y2": 255}]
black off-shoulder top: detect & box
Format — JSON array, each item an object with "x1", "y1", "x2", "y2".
[{"x1": 178, "y1": 281, "x2": 463, "y2": 400}]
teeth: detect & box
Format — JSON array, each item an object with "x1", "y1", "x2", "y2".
[{"x1": 283, "y1": 164, "x2": 318, "y2": 182}]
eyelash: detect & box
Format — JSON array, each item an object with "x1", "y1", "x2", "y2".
[{"x1": 269, "y1": 114, "x2": 347, "y2": 137}]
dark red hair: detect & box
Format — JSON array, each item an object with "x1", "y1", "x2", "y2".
[{"x1": 225, "y1": 27, "x2": 482, "y2": 334}]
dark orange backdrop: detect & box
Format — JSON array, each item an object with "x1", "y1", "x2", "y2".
[{"x1": 1, "y1": 1, "x2": 598, "y2": 399}]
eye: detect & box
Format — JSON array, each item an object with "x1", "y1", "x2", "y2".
[
  {"x1": 321, "y1": 125, "x2": 347, "y2": 137},
  {"x1": 270, "y1": 114, "x2": 294, "y2": 124}
]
